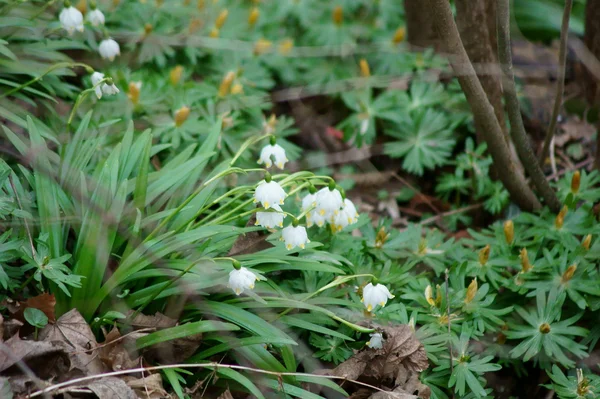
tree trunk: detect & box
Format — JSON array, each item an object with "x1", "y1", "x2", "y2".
[
  {"x1": 581, "y1": 0, "x2": 600, "y2": 168},
  {"x1": 404, "y1": 0, "x2": 437, "y2": 49}
]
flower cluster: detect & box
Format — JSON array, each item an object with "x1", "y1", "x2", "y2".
[
  {"x1": 91, "y1": 72, "x2": 119, "y2": 99},
  {"x1": 58, "y1": 1, "x2": 120, "y2": 62}
]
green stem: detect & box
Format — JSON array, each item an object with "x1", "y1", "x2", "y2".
[
  {"x1": 1, "y1": 62, "x2": 92, "y2": 99},
  {"x1": 19, "y1": 273, "x2": 35, "y2": 292},
  {"x1": 230, "y1": 135, "x2": 271, "y2": 166}
]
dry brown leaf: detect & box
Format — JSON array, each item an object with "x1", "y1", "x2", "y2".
[
  {"x1": 143, "y1": 331, "x2": 203, "y2": 364},
  {"x1": 99, "y1": 327, "x2": 141, "y2": 372},
  {"x1": 216, "y1": 388, "x2": 235, "y2": 399},
  {"x1": 0, "y1": 333, "x2": 69, "y2": 374},
  {"x1": 128, "y1": 311, "x2": 177, "y2": 330},
  {"x1": 124, "y1": 373, "x2": 170, "y2": 399},
  {"x1": 12, "y1": 293, "x2": 56, "y2": 323},
  {"x1": 39, "y1": 308, "x2": 106, "y2": 375},
  {"x1": 2, "y1": 319, "x2": 23, "y2": 341},
  {"x1": 555, "y1": 117, "x2": 596, "y2": 147},
  {"x1": 85, "y1": 377, "x2": 137, "y2": 399},
  {"x1": 227, "y1": 214, "x2": 271, "y2": 256}
]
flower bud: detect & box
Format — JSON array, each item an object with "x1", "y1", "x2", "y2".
[
  {"x1": 424, "y1": 285, "x2": 435, "y2": 306},
  {"x1": 465, "y1": 278, "x2": 478, "y2": 303},
  {"x1": 127, "y1": 81, "x2": 141, "y2": 106},
  {"x1": 188, "y1": 18, "x2": 203, "y2": 34},
  {"x1": 169, "y1": 65, "x2": 184, "y2": 86},
  {"x1": 555, "y1": 206, "x2": 568, "y2": 229},
  {"x1": 503, "y1": 220, "x2": 514, "y2": 244},
  {"x1": 279, "y1": 38, "x2": 294, "y2": 55},
  {"x1": 519, "y1": 248, "x2": 532, "y2": 272},
  {"x1": 571, "y1": 171, "x2": 581, "y2": 194},
  {"x1": 253, "y1": 38, "x2": 272, "y2": 55},
  {"x1": 76, "y1": 0, "x2": 87, "y2": 13},
  {"x1": 359, "y1": 59, "x2": 370, "y2": 78},
  {"x1": 218, "y1": 71, "x2": 236, "y2": 97},
  {"x1": 248, "y1": 7, "x2": 259, "y2": 26},
  {"x1": 561, "y1": 264, "x2": 577, "y2": 283},
  {"x1": 174, "y1": 106, "x2": 190, "y2": 127},
  {"x1": 332, "y1": 6, "x2": 343, "y2": 25},
  {"x1": 539, "y1": 322, "x2": 551, "y2": 334},
  {"x1": 230, "y1": 83, "x2": 243, "y2": 94},
  {"x1": 375, "y1": 226, "x2": 389, "y2": 248},
  {"x1": 209, "y1": 28, "x2": 219, "y2": 38},
  {"x1": 215, "y1": 9, "x2": 229, "y2": 29},
  {"x1": 392, "y1": 27, "x2": 405, "y2": 45},
  {"x1": 144, "y1": 23, "x2": 153, "y2": 36},
  {"x1": 582, "y1": 234, "x2": 592, "y2": 250},
  {"x1": 478, "y1": 245, "x2": 490, "y2": 266}
]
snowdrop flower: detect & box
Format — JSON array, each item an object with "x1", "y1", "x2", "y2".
[
  {"x1": 332, "y1": 198, "x2": 359, "y2": 232},
  {"x1": 59, "y1": 5, "x2": 84, "y2": 35},
  {"x1": 99, "y1": 38, "x2": 120, "y2": 61},
  {"x1": 102, "y1": 81, "x2": 120, "y2": 96},
  {"x1": 91, "y1": 72, "x2": 105, "y2": 99},
  {"x1": 228, "y1": 266, "x2": 259, "y2": 295},
  {"x1": 254, "y1": 176, "x2": 286, "y2": 209},
  {"x1": 362, "y1": 282, "x2": 394, "y2": 312},
  {"x1": 315, "y1": 184, "x2": 343, "y2": 221},
  {"x1": 256, "y1": 204, "x2": 285, "y2": 229},
  {"x1": 87, "y1": 8, "x2": 105, "y2": 27},
  {"x1": 281, "y1": 224, "x2": 309, "y2": 250},
  {"x1": 302, "y1": 191, "x2": 326, "y2": 227},
  {"x1": 258, "y1": 143, "x2": 288, "y2": 169},
  {"x1": 367, "y1": 333, "x2": 383, "y2": 349}
]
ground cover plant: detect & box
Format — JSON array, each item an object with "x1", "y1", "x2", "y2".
[{"x1": 1, "y1": 0, "x2": 600, "y2": 398}]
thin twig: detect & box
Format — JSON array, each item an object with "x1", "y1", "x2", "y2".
[
  {"x1": 496, "y1": 0, "x2": 561, "y2": 212},
  {"x1": 540, "y1": 0, "x2": 574, "y2": 162},
  {"x1": 26, "y1": 362, "x2": 401, "y2": 398},
  {"x1": 445, "y1": 269, "x2": 454, "y2": 374},
  {"x1": 8, "y1": 174, "x2": 36, "y2": 257},
  {"x1": 419, "y1": 203, "x2": 483, "y2": 226}
]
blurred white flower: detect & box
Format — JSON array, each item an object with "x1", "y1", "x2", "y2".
[
  {"x1": 256, "y1": 204, "x2": 285, "y2": 229},
  {"x1": 360, "y1": 118, "x2": 369, "y2": 135},
  {"x1": 306, "y1": 209, "x2": 326, "y2": 228},
  {"x1": 99, "y1": 38, "x2": 120, "y2": 61},
  {"x1": 281, "y1": 225, "x2": 309, "y2": 250},
  {"x1": 91, "y1": 72, "x2": 105, "y2": 99},
  {"x1": 367, "y1": 333, "x2": 383, "y2": 349},
  {"x1": 254, "y1": 180, "x2": 286, "y2": 209},
  {"x1": 332, "y1": 198, "x2": 359, "y2": 232},
  {"x1": 258, "y1": 144, "x2": 288, "y2": 169},
  {"x1": 315, "y1": 187, "x2": 343, "y2": 221},
  {"x1": 362, "y1": 282, "x2": 394, "y2": 312},
  {"x1": 87, "y1": 8, "x2": 105, "y2": 27},
  {"x1": 102, "y1": 82, "x2": 120, "y2": 96},
  {"x1": 59, "y1": 6, "x2": 84, "y2": 35},
  {"x1": 228, "y1": 267, "x2": 259, "y2": 295}
]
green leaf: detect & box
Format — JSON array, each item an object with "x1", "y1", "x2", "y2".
[
  {"x1": 136, "y1": 320, "x2": 239, "y2": 350},
  {"x1": 23, "y1": 308, "x2": 48, "y2": 329}
]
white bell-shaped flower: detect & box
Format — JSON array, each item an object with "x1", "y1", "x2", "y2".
[
  {"x1": 87, "y1": 8, "x2": 105, "y2": 27},
  {"x1": 102, "y1": 82, "x2": 120, "y2": 96},
  {"x1": 91, "y1": 72, "x2": 105, "y2": 99},
  {"x1": 315, "y1": 186, "x2": 343, "y2": 221},
  {"x1": 228, "y1": 267, "x2": 259, "y2": 295},
  {"x1": 256, "y1": 204, "x2": 285, "y2": 229},
  {"x1": 301, "y1": 193, "x2": 317, "y2": 213},
  {"x1": 367, "y1": 333, "x2": 384, "y2": 349},
  {"x1": 258, "y1": 144, "x2": 288, "y2": 169},
  {"x1": 99, "y1": 38, "x2": 120, "y2": 61},
  {"x1": 332, "y1": 198, "x2": 359, "y2": 232},
  {"x1": 281, "y1": 224, "x2": 309, "y2": 250},
  {"x1": 302, "y1": 192, "x2": 327, "y2": 227},
  {"x1": 59, "y1": 6, "x2": 84, "y2": 35},
  {"x1": 254, "y1": 179, "x2": 286, "y2": 209},
  {"x1": 362, "y1": 282, "x2": 394, "y2": 312}
]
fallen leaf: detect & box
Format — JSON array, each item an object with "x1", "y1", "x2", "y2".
[
  {"x1": 124, "y1": 373, "x2": 169, "y2": 399},
  {"x1": 12, "y1": 293, "x2": 56, "y2": 324},
  {"x1": 85, "y1": 377, "x2": 137, "y2": 399},
  {"x1": 128, "y1": 311, "x2": 177, "y2": 330},
  {"x1": 39, "y1": 308, "x2": 106, "y2": 375},
  {"x1": 217, "y1": 389, "x2": 235, "y2": 399},
  {"x1": 2, "y1": 319, "x2": 23, "y2": 341},
  {"x1": 143, "y1": 330, "x2": 203, "y2": 364},
  {"x1": 0, "y1": 333, "x2": 69, "y2": 375},
  {"x1": 227, "y1": 214, "x2": 271, "y2": 256},
  {"x1": 99, "y1": 327, "x2": 141, "y2": 372}
]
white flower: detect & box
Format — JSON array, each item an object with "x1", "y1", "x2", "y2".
[
  {"x1": 362, "y1": 282, "x2": 394, "y2": 312},
  {"x1": 302, "y1": 193, "x2": 326, "y2": 227},
  {"x1": 281, "y1": 225, "x2": 309, "y2": 250},
  {"x1": 256, "y1": 204, "x2": 285, "y2": 229},
  {"x1": 254, "y1": 180, "x2": 286, "y2": 209},
  {"x1": 315, "y1": 187, "x2": 343, "y2": 221},
  {"x1": 59, "y1": 6, "x2": 84, "y2": 35},
  {"x1": 258, "y1": 144, "x2": 288, "y2": 169},
  {"x1": 91, "y1": 72, "x2": 105, "y2": 99},
  {"x1": 367, "y1": 333, "x2": 383, "y2": 349},
  {"x1": 360, "y1": 118, "x2": 369, "y2": 135},
  {"x1": 332, "y1": 198, "x2": 359, "y2": 232},
  {"x1": 87, "y1": 8, "x2": 105, "y2": 27},
  {"x1": 228, "y1": 267, "x2": 259, "y2": 295},
  {"x1": 99, "y1": 38, "x2": 120, "y2": 61},
  {"x1": 102, "y1": 82, "x2": 120, "y2": 96}
]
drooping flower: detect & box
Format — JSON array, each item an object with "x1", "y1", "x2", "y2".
[
  {"x1": 60, "y1": 6, "x2": 84, "y2": 35},
  {"x1": 367, "y1": 333, "x2": 383, "y2": 349},
  {"x1": 99, "y1": 38, "x2": 121, "y2": 61},
  {"x1": 228, "y1": 267, "x2": 259, "y2": 295},
  {"x1": 254, "y1": 179, "x2": 286, "y2": 209},
  {"x1": 87, "y1": 8, "x2": 105, "y2": 26},
  {"x1": 302, "y1": 192, "x2": 326, "y2": 227},
  {"x1": 315, "y1": 186, "x2": 343, "y2": 221},
  {"x1": 362, "y1": 282, "x2": 394, "y2": 312},
  {"x1": 258, "y1": 144, "x2": 288, "y2": 169},
  {"x1": 256, "y1": 204, "x2": 285, "y2": 229},
  {"x1": 281, "y1": 224, "x2": 309, "y2": 250},
  {"x1": 102, "y1": 82, "x2": 120, "y2": 96},
  {"x1": 332, "y1": 198, "x2": 359, "y2": 232},
  {"x1": 91, "y1": 72, "x2": 105, "y2": 99}
]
